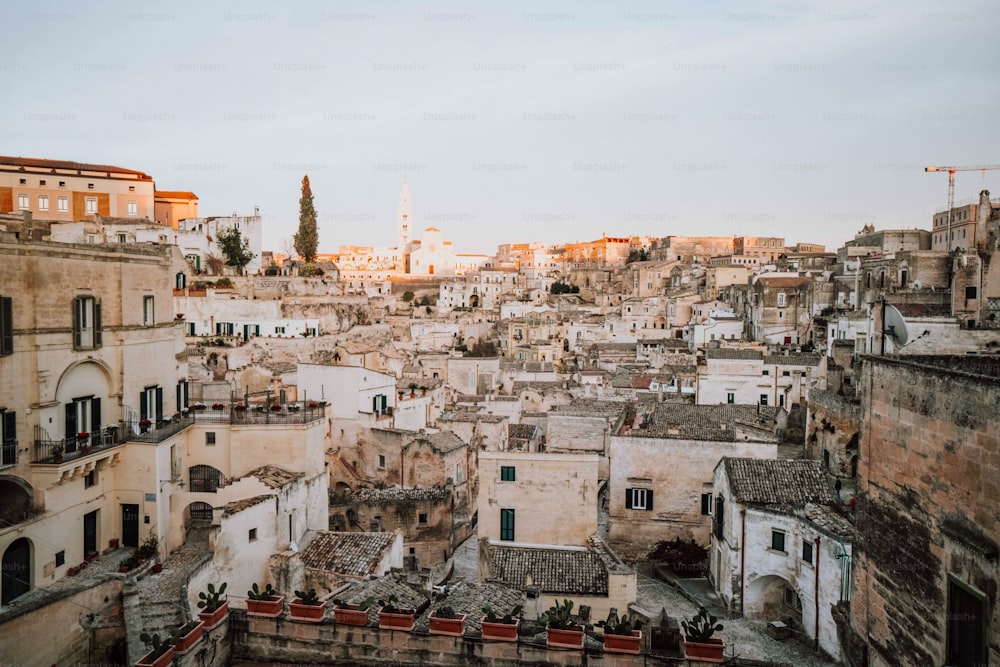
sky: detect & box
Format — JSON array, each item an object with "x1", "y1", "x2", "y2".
[{"x1": 3, "y1": 0, "x2": 1000, "y2": 257}]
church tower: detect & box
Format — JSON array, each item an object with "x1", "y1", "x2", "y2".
[{"x1": 397, "y1": 178, "x2": 413, "y2": 250}]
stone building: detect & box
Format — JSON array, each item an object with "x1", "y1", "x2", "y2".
[
  {"x1": 607, "y1": 402, "x2": 782, "y2": 558},
  {"x1": 696, "y1": 348, "x2": 823, "y2": 409},
  {"x1": 748, "y1": 275, "x2": 814, "y2": 345},
  {"x1": 709, "y1": 458, "x2": 849, "y2": 661},
  {"x1": 805, "y1": 388, "x2": 860, "y2": 478},
  {"x1": 844, "y1": 355, "x2": 1000, "y2": 667}
]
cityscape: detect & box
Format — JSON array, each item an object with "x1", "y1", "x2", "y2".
[{"x1": 1, "y1": 3, "x2": 999, "y2": 667}]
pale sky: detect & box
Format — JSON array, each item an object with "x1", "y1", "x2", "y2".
[{"x1": 4, "y1": 0, "x2": 999, "y2": 256}]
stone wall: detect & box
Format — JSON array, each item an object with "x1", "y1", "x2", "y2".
[
  {"x1": 805, "y1": 389, "x2": 860, "y2": 477},
  {"x1": 851, "y1": 355, "x2": 1000, "y2": 667}
]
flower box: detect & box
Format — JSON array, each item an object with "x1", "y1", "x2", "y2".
[
  {"x1": 481, "y1": 616, "x2": 519, "y2": 641},
  {"x1": 334, "y1": 604, "x2": 370, "y2": 626},
  {"x1": 428, "y1": 611, "x2": 466, "y2": 636},
  {"x1": 378, "y1": 609, "x2": 416, "y2": 631},
  {"x1": 135, "y1": 645, "x2": 174, "y2": 667},
  {"x1": 172, "y1": 620, "x2": 205, "y2": 655},
  {"x1": 197, "y1": 599, "x2": 229, "y2": 630},
  {"x1": 604, "y1": 630, "x2": 642, "y2": 654},
  {"x1": 247, "y1": 595, "x2": 284, "y2": 618},
  {"x1": 684, "y1": 637, "x2": 725, "y2": 662},
  {"x1": 289, "y1": 599, "x2": 327, "y2": 622},
  {"x1": 547, "y1": 625, "x2": 584, "y2": 649}
]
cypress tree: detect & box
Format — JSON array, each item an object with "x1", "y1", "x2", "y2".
[{"x1": 294, "y1": 175, "x2": 318, "y2": 262}]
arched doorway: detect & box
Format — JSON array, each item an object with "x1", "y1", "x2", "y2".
[
  {"x1": 2, "y1": 538, "x2": 31, "y2": 604},
  {"x1": 187, "y1": 502, "x2": 214, "y2": 523},
  {"x1": 0, "y1": 477, "x2": 33, "y2": 528},
  {"x1": 469, "y1": 294, "x2": 479, "y2": 308},
  {"x1": 745, "y1": 574, "x2": 802, "y2": 628}
]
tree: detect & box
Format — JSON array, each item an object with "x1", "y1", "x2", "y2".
[
  {"x1": 550, "y1": 281, "x2": 579, "y2": 295},
  {"x1": 216, "y1": 228, "x2": 255, "y2": 272},
  {"x1": 204, "y1": 253, "x2": 225, "y2": 275},
  {"x1": 294, "y1": 175, "x2": 318, "y2": 262}
]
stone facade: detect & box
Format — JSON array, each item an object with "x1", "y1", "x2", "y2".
[
  {"x1": 849, "y1": 355, "x2": 1000, "y2": 667},
  {"x1": 805, "y1": 389, "x2": 860, "y2": 477}
]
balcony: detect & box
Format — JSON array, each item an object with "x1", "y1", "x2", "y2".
[
  {"x1": 189, "y1": 400, "x2": 326, "y2": 426},
  {"x1": 33, "y1": 425, "x2": 128, "y2": 464}
]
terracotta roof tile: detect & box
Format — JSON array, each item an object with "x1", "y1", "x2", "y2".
[
  {"x1": 486, "y1": 543, "x2": 609, "y2": 595},
  {"x1": 0, "y1": 155, "x2": 152, "y2": 179},
  {"x1": 300, "y1": 531, "x2": 396, "y2": 576},
  {"x1": 222, "y1": 494, "x2": 273, "y2": 517},
  {"x1": 722, "y1": 458, "x2": 834, "y2": 504},
  {"x1": 244, "y1": 465, "x2": 304, "y2": 489}
]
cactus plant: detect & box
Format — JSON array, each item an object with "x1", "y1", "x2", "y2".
[{"x1": 681, "y1": 607, "x2": 723, "y2": 642}]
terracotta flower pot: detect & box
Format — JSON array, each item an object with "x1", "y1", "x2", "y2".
[
  {"x1": 684, "y1": 637, "x2": 725, "y2": 662},
  {"x1": 428, "y1": 612, "x2": 466, "y2": 636},
  {"x1": 604, "y1": 630, "x2": 642, "y2": 654},
  {"x1": 334, "y1": 604, "x2": 369, "y2": 626},
  {"x1": 135, "y1": 644, "x2": 174, "y2": 667},
  {"x1": 378, "y1": 609, "x2": 415, "y2": 631},
  {"x1": 247, "y1": 595, "x2": 284, "y2": 618},
  {"x1": 547, "y1": 625, "x2": 584, "y2": 649},
  {"x1": 172, "y1": 620, "x2": 205, "y2": 655},
  {"x1": 198, "y1": 600, "x2": 229, "y2": 629},
  {"x1": 481, "y1": 616, "x2": 519, "y2": 641},
  {"x1": 289, "y1": 599, "x2": 326, "y2": 622}
]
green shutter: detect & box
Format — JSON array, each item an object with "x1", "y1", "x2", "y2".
[
  {"x1": 0, "y1": 296, "x2": 12, "y2": 355},
  {"x1": 93, "y1": 301, "x2": 102, "y2": 347}
]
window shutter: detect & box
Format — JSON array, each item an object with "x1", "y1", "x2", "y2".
[
  {"x1": 65, "y1": 402, "x2": 77, "y2": 439},
  {"x1": 140, "y1": 393, "x2": 148, "y2": 421},
  {"x1": 155, "y1": 387, "x2": 163, "y2": 421},
  {"x1": 646, "y1": 489, "x2": 654, "y2": 510},
  {"x1": 177, "y1": 384, "x2": 183, "y2": 414},
  {"x1": 72, "y1": 297, "x2": 82, "y2": 349},
  {"x1": 0, "y1": 296, "x2": 12, "y2": 355},
  {"x1": 2, "y1": 411, "x2": 15, "y2": 443},
  {"x1": 625, "y1": 488, "x2": 633, "y2": 509},
  {"x1": 91, "y1": 397, "x2": 101, "y2": 431},
  {"x1": 94, "y1": 301, "x2": 102, "y2": 347}
]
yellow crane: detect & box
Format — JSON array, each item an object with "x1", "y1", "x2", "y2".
[{"x1": 925, "y1": 164, "x2": 1000, "y2": 251}]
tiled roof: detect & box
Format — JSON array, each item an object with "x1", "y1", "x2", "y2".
[
  {"x1": 0, "y1": 155, "x2": 152, "y2": 178},
  {"x1": 624, "y1": 403, "x2": 779, "y2": 441},
  {"x1": 351, "y1": 486, "x2": 451, "y2": 504},
  {"x1": 763, "y1": 354, "x2": 822, "y2": 366},
  {"x1": 244, "y1": 465, "x2": 304, "y2": 489},
  {"x1": 339, "y1": 574, "x2": 429, "y2": 621},
  {"x1": 705, "y1": 348, "x2": 764, "y2": 361},
  {"x1": 722, "y1": 458, "x2": 834, "y2": 504},
  {"x1": 155, "y1": 190, "x2": 198, "y2": 199},
  {"x1": 554, "y1": 399, "x2": 629, "y2": 420},
  {"x1": 486, "y1": 543, "x2": 609, "y2": 595},
  {"x1": 299, "y1": 531, "x2": 395, "y2": 576},
  {"x1": 757, "y1": 276, "x2": 812, "y2": 287},
  {"x1": 222, "y1": 494, "x2": 273, "y2": 517},
  {"x1": 508, "y1": 423, "x2": 538, "y2": 441},
  {"x1": 414, "y1": 431, "x2": 467, "y2": 453}
]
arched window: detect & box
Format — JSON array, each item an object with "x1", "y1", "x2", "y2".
[{"x1": 189, "y1": 465, "x2": 225, "y2": 493}]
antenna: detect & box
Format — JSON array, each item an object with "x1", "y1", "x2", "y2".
[{"x1": 883, "y1": 304, "x2": 909, "y2": 346}]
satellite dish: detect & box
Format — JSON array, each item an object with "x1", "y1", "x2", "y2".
[{"x1": 883, "y1": 304, "x2": 909, "y2": 346}]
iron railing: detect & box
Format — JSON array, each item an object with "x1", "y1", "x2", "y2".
[{"x1": 190, "y1": 400, "x2": 326, "y2": 426}]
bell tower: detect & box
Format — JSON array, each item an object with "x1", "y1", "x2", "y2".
[{"x1": 398, "y1": 178, "x2": 413, "y2": 250}]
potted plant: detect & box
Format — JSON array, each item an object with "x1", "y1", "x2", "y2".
[
  {"x1": 408, "y1": 382, "x2": 417, "y2": 398},
  {"x1": 541, "y1": 599, "x2": 584, "y2": 649},
  {"x1": 289, "y1": 588, "x2": 327, "y2": 622},
  {"x1": 377, "y1": 595, "x2": 416, "y2": 631},
  {"x1": 270, "y1": 403, "x2": 282, "y2": 412},
  {"x1": 481, "y1": 604, "x2": 522, "y2": 641},
  {"x1": 136, "y1": 633, "x2": 174, "y2": 667},
  {"x1": 171, "y1": 619, "x2": 205, "y2": 655},
  {"x1": 197, "y1": 582, "x2": 229, "y2": 629},
  {"x1": 51, "y1": 444, "x2": 64, "y2": 464},
  {"x1": 210, "y1": 403, "x2": 224, "y2": 410},
  {"x1": 682, "y1": 607, "x2": 724, "y2": 662},
  {"x1": 233, "y1": 403, "x2": 246, "y2": 412},
  {"x1": 599, "y1": 612, "x2": 642, "y2": 655},
  {"x1": 419, "y1": 385, "x2": 428, "y2": 396},
  {"x1": 333, "y1": 597, "x2": 374, "y2": 626},
  {"x1": 429, "y1": 605, "x2": 466, "y2": 636},
  {"x1": 139, "y1": 419, "x2": 152, "y2": 433},
  {"x1": 246, "y1": 582, "x2": 284, "y2": 617},
  {"x1": 308, "y1": 401, "x2": 319, "y2": 408}
]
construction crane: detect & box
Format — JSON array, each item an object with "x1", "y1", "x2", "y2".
[{"x1": 925, "y1": 164, "x2": 1000, "y2": 251}]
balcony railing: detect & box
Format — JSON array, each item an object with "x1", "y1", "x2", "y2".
[
  {"x1": 1, "y1": 440, "x2": 17, "y2": 469},
  {"x1": 125, "y1": 414, "x2": 195, "y2": 443},
  {"x1": 34, "y1": 425, "x2": 128, "y2": 464},
  {"x1": 189, "y1": 401, "x2": 326, "y2": 426}
]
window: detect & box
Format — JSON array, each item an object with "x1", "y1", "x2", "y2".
[
  {"x1": 18, "y1": 178, "x2": 26, "y2": 185},
  {"x1": 65, "y1": 396, "x2": 99, "y2": 447},
  {"x1": 59, "y1": 180, "x2": 66, "y2": 187},
  {"x1": 127, "y1": 201, "x2": 137, "y2": 217},
  {"x1": 55, "y1": 550, "x2": 65, "y2": 567},
  {"x1": 143, "y1": 295, "x2": 155, "y2": 326},
  {"x1": 176, "y1": 380, "x2": 188, "y2": 412},
  {"x1": 418, "y1": 513, "x2": 427, "y2": 524},
  {"x1": 84, "y1": 469, "x2": 97, "y2": 488},
  {"x1": 248, "y1": 528, "x2": 257, "y2": 542},
  {"x1": 760, "y1": 394, "x2": 768, "y2": 406},
  {"x1": 17, "y1": 194, "x2": 29, "y2": 210},
  {"x1": 771, "y1": 529, "x2": 786, "y2": 552},
  {"x1": 762, "y1": 370, "x2": 770, "y2": 376},
  {"x1": 500, "y1": 509, "x2": 515, "y2": 541},
  {"x1": 117, "y1": 233, "x2": 127, "y2": 243},
  {"x1": 777, "y1": 292, "x2": 786, "y2": 307},
  {"x1": 966, "y1": 286, "x2": 977, "y2": 299},
  {"x1": 500, "y1": 466, "x2": 516, "y2": 481},
  {"x1": 189, "y1": 464, "x2": 225, "y2": 493},
  {"x1": 0, "y1": 296, "x2": 12, "y2": 356},
  {"x1": 625, "y1": 488, "x2": 653, "y2": 510},
  {"x1": 802, "y1": 540, "x2": 813, "y2": 564},
  {"x1": 38, "y1": 195, "x2": 48, "y2": 211},
  {"x1": 87, "y1": 183, "x2": 95, "y2": 190},
  {"x1": 128, "y1": 185, "x2": 135, "y2": 192},
  {"x1": 139, "y1": 385, "x2": 163, "y2": 424},
  {"x1": 726, "y1": 392, "x2": 735, "y2": 404},
  {"x1": 85, "y1": 197, "x2": 97, "y2": 214},
  {"x1": 378, "y1": 455, "x2": 386, "y2": 469},
  {"x1": 782, "y1": 371, "x2": 790, "y2": 377},
  {"x1": 783, "y1": 586, "x2": 802, "y2": 611},
  {"x1": 57, "y1": 196, "x2": 68, "y2": 212},
  {"x1": 205, "y1": 432, "x2": 216, "y2": 446},
  {"x1": 713, "y1": 496, "x2": 724, "y2": 539},
  {"x1": 701, "y1": 493, "x2": 712, "y2": 516},
  {"x1": 274, "y1": 326, "x2": 285, "y2": 334},
  {"x1": 1, "y1": 410, "x2": 16, "y2": 467}
]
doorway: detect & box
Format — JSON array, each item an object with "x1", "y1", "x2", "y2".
[
  {"x1": 83, "y1": 509, "x2": 99, "y2": 556},
  {"x1": 1, "y1": 538, "x2": 31, "y2": 604},
  {"x1": 122, "y1": 504, "x2": 140, "y2": 548}
]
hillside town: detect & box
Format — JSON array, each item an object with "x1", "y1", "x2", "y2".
[{"x1": 0, "y1": 154, "x2": 997, "y2": 667}]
